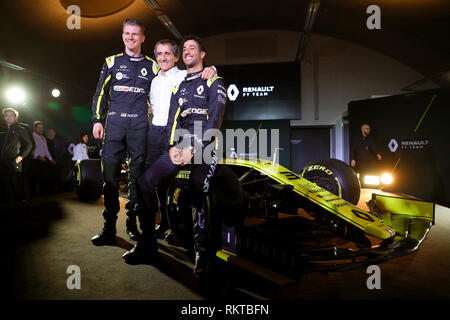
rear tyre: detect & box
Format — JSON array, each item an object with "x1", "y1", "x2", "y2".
[
  {"x1": 74, "y1": 159, "x2": 103, "y2": 200},
  {"x1": 301, "y1": 158, "x2": 360, "y2": 205}
]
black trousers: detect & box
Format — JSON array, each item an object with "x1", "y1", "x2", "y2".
[
  {"x1": 30, "y1": 158, "x2": 57, "y2": 197},
  {"x1": 138, "y1": 148, "x2": 219, "y2": 253},
  {"x1": 0, "y1": 160, "x2": 24, "y2": 202},
  {"x1": 147, "y1": 125, "x2": 170, "y2": 228},
  {"x1": 147, "y1": 125, "x2": 169, "y2": 166},
  {"x1": 101, "y1": 122, "x2": 147, "y2": 219}
]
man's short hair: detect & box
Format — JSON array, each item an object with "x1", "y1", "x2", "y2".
[
  {"x1": 2, "y1": 107, "x2": 19, "y2": 118},
  {"x1": 154, "y1": 39, "x2": 180, "y2": 58},
  {"x1": 123, "y1": 18, "x2": 146, "y2": 35},
  {"x1": 33, "y1": 121, "x2": 43, "y2": 129},
  {"x1": 181, "y1": 34, "x2": 206, "y2": 52}
]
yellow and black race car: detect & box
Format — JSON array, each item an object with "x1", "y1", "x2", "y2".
[
  {"x1": 163, "y1": 157, "x2": 435, "y2": 284},
  {"x1": 74, "y1": 157, "x2": 435, "y2": 284}
]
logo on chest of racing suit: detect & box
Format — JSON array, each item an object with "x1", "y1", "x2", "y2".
[
  {"x1": 194, "y1": 85, "x2": 206, "y2": 99},
  {"x1": 181, "y1": 108, "x2": 208, "y2": 117},
  {"x1": 116, "y1": 64, "x2": 129, "y2": 80},
  {"x1": 113, "y1": 85, "x2": 145, "y2": 94},
  {"x1": 139, "y1": 67, "x2": 149, "y2": 80}
]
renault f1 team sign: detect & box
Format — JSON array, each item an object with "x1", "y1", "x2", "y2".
[
  {"x1": 227, "y1": 85, "x2": 276, "y2": 100},
  {"x1": 219, "y1": 62, "x2": 301, "y2": 121}
]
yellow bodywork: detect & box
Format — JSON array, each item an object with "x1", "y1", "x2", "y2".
[{"x1": 221, "y1": 158, "x2": 396, "y2": 240}]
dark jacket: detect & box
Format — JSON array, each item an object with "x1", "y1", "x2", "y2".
[
  {"x1": 0, "y1": 122, "x2": 33, "y2": 172},
  {"x1": 47, "y1": 134, "x2": 67, "y2": 163},
  {"x1": 351, "y1": 134, "x2": 379, "y2": 163},
  {"x1": 18, "y1": 122, "x2": 35, "y2": 150}
]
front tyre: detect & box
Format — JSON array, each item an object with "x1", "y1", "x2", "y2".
[
  {"x1": 166, "y1": 165, "x2": 247, "y2": 249},
  {"x1": 301, "y1": 158, "x2": 360, "y2": 205}
]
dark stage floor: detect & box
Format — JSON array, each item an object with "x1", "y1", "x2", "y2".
[{"x1": 1, "y1": 190, "x2": 450, "y2": 300}]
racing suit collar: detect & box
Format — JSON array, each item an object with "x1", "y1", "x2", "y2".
[
  {"x1": 124, "y1": 51, "x2": 145, "y2": 61},
  {"x1": 185, "y1": 69, "x2": 204, "y2": 81}
]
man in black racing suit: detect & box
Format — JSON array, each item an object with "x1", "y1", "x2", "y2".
[
  {"x1": 123, "y1": 35, "x2": 227, "y2": 279},
  {"x1": 91, "y1": 18, "x2": 159, "y2": 246}
]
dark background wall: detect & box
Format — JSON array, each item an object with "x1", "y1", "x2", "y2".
[
  {"x1": 348, "y1": 88, "x2": 450, "y2": 206},
  {"x1": 290, "y1": 126, "x2": 332, "y2": 174}
]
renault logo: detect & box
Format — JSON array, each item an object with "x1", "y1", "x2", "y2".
[
  {"x1": 227, "y1": 84, "x2": 239, "y2": 101},
  {"x1": 388, "y1": 139, "x2": 398, "y2": 152}
]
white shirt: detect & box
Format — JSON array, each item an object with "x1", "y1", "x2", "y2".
[
  {"x1": 72, "y1": 143, "x2": 89, "y2": 161},
  {"x1": 32, "y1": 132, "x2": 53, "y2": 160},
  {"x1": 150, "y1": 66, "x2": 187, "y2": 126}
]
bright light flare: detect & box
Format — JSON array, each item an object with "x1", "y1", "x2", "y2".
[
  {"x1": 364, "y1": 175, "x2": 380, "y2": 186},
  {"x1": 381, "y1": 173, "x2": 393, "y2": 185},
  {"x1": 52, "y1": 89, "x2": 61, "y2": 98},
  {"x1": 5, "y1": 87, "x2": 25, "y2": 104}
]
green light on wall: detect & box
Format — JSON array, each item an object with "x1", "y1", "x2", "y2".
[
  {"x1": 48, "y1": 101, "x2": 61, "y2": 110},
  {"x1": 71, "y1": 105, "x2": 92, "y2": 122}
]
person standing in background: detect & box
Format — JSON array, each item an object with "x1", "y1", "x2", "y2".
[
  {"x1": 47, "y1": 128, "x2": 68, "y2": 164},
  {"x1": 350, "y1": 123, "x2": 382, "y2": 176},
  {"x1": 72, "y1": 132, "x2": 89, "y2": 162},
  {"x1": 18, "y1": 120, "x2": 34, "y2": 199},
  {"x1": 0, "y1": 107, "x2": 33, "y2": 202},
  {"x1": 31, "y1": 121, "x2": 57, "y2": 196},
  {"x1": 47, "y1": 127, "x2": 72, "y2": 192}
]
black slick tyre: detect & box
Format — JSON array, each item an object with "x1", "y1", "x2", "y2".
[{"x1": 301, "y1": 158, "x2": 360, "y2": 205}]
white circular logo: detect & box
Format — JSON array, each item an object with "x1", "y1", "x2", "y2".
[
  {"x1": 141, "y1": 68, "x2": 148, "y2": 76},
  {"x1": 116, "y1": 72, "x2": 123, "y2": 80},
  {"x1": 178, "y1": 98, "x2": 184, "y2": 106}
]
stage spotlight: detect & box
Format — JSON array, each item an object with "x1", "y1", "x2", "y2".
[
  {"x1": 5, "y1": 87, "x2": 25, "y2": 104},
  {"x1": 52, "y1": 89, "x2": 61, "y2": 98},
  {"x1": 364, "y1": 175, "x2": 380, "y2": 186},
  {"x1": 381, "y1": 173, "x2": 393, "y2": 185}
]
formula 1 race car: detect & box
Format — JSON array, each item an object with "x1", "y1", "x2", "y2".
[{"x1": 74, "y1": 157, "x2": 435, "y2": 284}]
